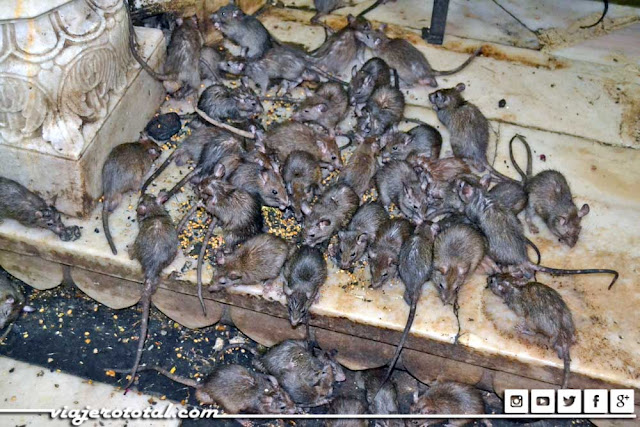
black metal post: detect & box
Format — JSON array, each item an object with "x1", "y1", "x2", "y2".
[{"x1": 422, "y1": 0, "x2": 450, "y2": 45}]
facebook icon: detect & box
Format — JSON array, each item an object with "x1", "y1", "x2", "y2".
[{"x1": 584, "y1": 390, "x2": 608, "y2": 414}]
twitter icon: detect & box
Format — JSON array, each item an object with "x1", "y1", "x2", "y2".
[{"x1": 558, "y1": 390, "x2": 582, "y2": 414}]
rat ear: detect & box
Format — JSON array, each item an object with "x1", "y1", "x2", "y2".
[
  {"x1": 319, "y1": 219, "x2": 331, "y2": 228},
  {"x1": 260, "y1": 170, "x2": 269, "y2": 184},
  {"x1": 315, "y1": 138, "x2": 329, "y2": 154},
  {"x1": 430, "y1": 222, "x2": 440, "y2": 237},
  {"x1": 351, "y1": 65, "x2": 358, "y2": 78},
  {"x1": 458, "y1": 181, "x2": 475, "y2": 203},
  {"x1": 578, "y1": 203, "x2": 590, "y2": 218},
  {"x1": 301, "y1": 201, "x2": 312, "y2": 216},
  {"x1": 283, "y1": 283, "x2": 293, "y2": 295},
  {"x1": 455, "y1": 82, "x2": 466, "y2": 92},
  {"x1": 35, "y1": 210, "x2": 44, "y2": 219},
  {"x1": 558, "y1": 215, "x2": 567, "y2": 226},
  {"x1": 216, "y1": 253, "x2": 226, "y2": 265},
  {"x1": 403, "y1": 183, "x2": 414, "y2": 198},
  {"x1": 214, "y1": 163, "x2": 226, "y2": 178},
  {"x1": 356, "y1": 233, "x2": 368, "y2": 245},
  {"x1": 374, "y1": 37, "x2": 382, "y2": 47},
  {"x1": 317, "y1": 103, "x2": 328, "y2": 113},
  {"x1": 136, "y1": 204, "x2": 147, "y2": 216},
  {"x1": 479, "y1": 174, "x2": 491, "y2": 189}
]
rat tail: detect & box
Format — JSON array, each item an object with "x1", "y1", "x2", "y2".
[
  {"x1": 176, "y1": 203, "x2": 200, "y2": 234},
  {"x1": 157, "y1": 169, "x2": 197, "y2": 205},
  {"x1": 126, "y1": 279, "x2": 157, "y2": 389},
  {"x1": 433, "y1": 48, "x2": 482, "y2": 76},
  {"x1": 508, "y1": 134, "x2": 532, "y2": 184},
  {"x1": 562, "y1": 349, "x2": 571, "y2": 389},
  {"x1": 358, "y1": 0, "x2": 385, "y2": 17},
  {"x1": 110, "y1": 366, "x2": 199, "y2": 388},
  {"x1": 141, "y1": 150, "x2": 178, "y2": 194},
  {"x1": 195, "y1": 108, "x2": 256, "y2": 139},
  {"x1": 123, "y1": 0, "x2": 175, "y2": 81},
  {"x1": 102, "y1": 202, "x2": 117, "y2": 255},
  {"x1": 525, "y1": 238, "x2": 541, "y2": 265},
  {"x1": 196, "y1": 219, "x2": 216, "y2": 317},
  {"x1": 375, "y1": 292, "x2": 419, "y2": 399},
  {"x1": 534, "y1": 265, "x2": 619, "y2": 290},
  {"x1": 581, "y1": 0, "x2": 608, "y2": 28}
]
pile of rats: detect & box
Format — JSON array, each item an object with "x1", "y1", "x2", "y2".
[{"x1": 0, "y1": 0, "x2": 621, "y2": 421}]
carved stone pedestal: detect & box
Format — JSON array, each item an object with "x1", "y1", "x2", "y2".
[{"x1": 0, "y1": 0, "x2": 166, "y2": 217}]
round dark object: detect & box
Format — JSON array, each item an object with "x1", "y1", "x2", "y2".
[
  {"x1": 498, "y1": 99, "x2": 506, "y2": 108},
  {"x1": 145, "y1": 113, "x2": 181, "y2": 141}
]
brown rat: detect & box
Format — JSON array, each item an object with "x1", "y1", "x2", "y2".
[
  {"x1": 409, "y1": 380, "x2": 485, "y2": 426},
  {"x1": 355, "y1": 26, "x2": 480, "y2": 87},
  {"x1": 488, "y1": 274, "x2": 576, "y2": 388},
  {"x1": 349, "y1": 57, "x2": 391, "y2": 114},
  {"x1": 126, "y1": 194, "x2": 179, "y2": 389},
  {"x1": 327, "y1": 397, "x2": 369, "y2": 427},
  {"x1": 375, "y1": 160, "x2": 428, "y2": 224},
  {"x1": 283, "y1": 151, "x2": 322, "y2": 222},
  {"x1": 293, "y1": 82, "x2": 349, "y2": 133},
  {"x1": 102, "y1": 140, "x2": 160, "y2": 255},
  {"x1": 210, "y1": 2, "x2": 272, "y2": 60},
  {"x1": 458, "y1": 178, "x2": 618, "y2": 288},
  {"x1": 311, "y1": 14, "x2": 371, "y2": 75},
  {"x1": 358, "y1": 85, "x2": 405, "y2": 137},
  {"x1": 209, "y1": 233, "x2": 289, "y2": 291},
  {"x1": 368, "y1": 218, "x2": 414, "y2": 289},
  {"x1": 263, "y1": 121, "x2": 343, "y2": 171},
  {"x1": 377, "y1": 222, "x2": 436, "y2": 394},
  {"x1": 356, "y1": 368, "x2": 403, "y2": 427},
  {"x1": 196, "y1": 83, "x2": 263, "y2": 138},
  {"x1": 126, "y1": 364, "x2": 297, "y2": 414},
  {"x1": 311, "y1": 0, "x2": 345, "y2": 32},
  {"x1": 0, "y1": 177, "x2": 80, "y2": 242},
  {"x1": 429, "y1": 83, "x2": 515, "y2": 183},
  {"x1": 338, "y1": 136, "x2": 380, "y2": 197},
  {"x1": 338, "y1": 202, "x2": 389, "y2": 271},
  {"x1": 0, "y1": 276, "x2": 26, "y2": 340},
  {"x1": 229, "y1": 161, "x2": 289, "y2": 210},
  {"x1": 381, "y1": 124, "x2": 442, "y2": 164},
  {"x1": 284, "y1": 245, "x2": 327, "y2": 328},
  {"x1": 302, "y1": 183, "x2": 359, "y2": 247}
]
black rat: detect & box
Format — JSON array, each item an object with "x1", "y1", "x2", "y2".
[
  {"x1": 349, "y1": 57, "x2": 391, "y2": 114},
  {"x1": 196, "y1": 83, "x2": 263, "y2": 139},
  {"x1": 327, "y1": 397, "x2": 369, "y2": 427},
  {"x1": 293, "y1": 82, "x2": 349, "y2": 133},
  {"x1": 284, "y1": 245, "x2": 327, "y2": 328},
  {"x1": 488, "y1": 273, "x2": 576, "y2": 388},
  {"x1": 302, "y1": 183, "x2": 359, "y2": 247},
  {"x1": 311, "y1": 14, "x2": 371, "y2": 75},
  {"x1": 283, "y1": 151, "x2": 323, "y2": 222},
  {"x1": 102, "y1": 140, "x2": 160, "y2": 255},
  {"x1": 358, "y1": 85, "x2": 405, "y2": 136},
  {"x1": 229, "y1": 161, "x2": 289, "y2": 210},
  {"x1": 0, "y1": 177, "x2": 80, "y2": 242},
  {"x1": 409, "y1": 380, "x2": 485, "y2": 426},
  {"x1": 355, "y1": 26, "x2": 480, "y2": 87},
  {"x1": 311, "y1": 0, "x2": 345, "y2": 32},
  {"x1": 338, "y1": 202, "x2": 389, "y2": 271},
  {"x1": 375, "y1": 160, "x2": 428, "y2": 224},
  {"x1": 210, "y1": 2, "x2": 272, "y2": 60},
  {"x1": 381, "y1": 124, "x2": 442, "y2": 164},
  {"x1": 126, "y1": 194, "x2": 179, "y2": 389},
  {"x1": 356, "y1": 368, "x2": 403, "y2": 427},
  {"x1": 368, "y1": 217, "x2": 415, "y2": 289}
]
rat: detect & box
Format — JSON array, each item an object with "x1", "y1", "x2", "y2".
[
  {"x1": 311, "y1": 14, "x2": 371, "y2": 75},
  {"x1": 488, "y1": 274, "x2": 576, "y2": 388},
  {"x1": 0, "y1": 177, "x2": 80, "y2": 242},
  {"x1": 356, "y1": 368, "x2": 403, "y2": 427},
  {"x1": 409, "y1": 380, "x2": 485, "y2": 426},
  {"x1": 338, "y1": 136, "x2": 380, "y2": 197},
  {"x1": 381, "y1": 124, "x2": 442, "y2": 164},
  {"x1": 375, "y1": 160, "x2": 429, "y2": 224},
  {"x1": 284, "y1": 245, "x2": 327, "y2": 328},
  {"x1": 338, "y1": 202, "x2": 389, "y2": 271},
  {"x1": 196, "y1": 83, "x2": 263, "y2": 139},
  {"x1": 358, "y1": 85, "x2": 405, "y2": 136},
  {"x1": 355, "y1": 26, "x2": 481, "y2": 87},
  {"x1": 125, "y1": 3, "x2": 203, "y2": 94},
  {"x1": 0, "y1": 276, "x2": 26, "y2": 341},
  {"x1": 311, "y1": 0, "x2": 345, "y2": 32},
  {"x1": 101, "y1": 140, "x2": 160, "y2": 255},
  {"x1": 199, "y1": 46, "x2": 224, "y2": 82},
  {"x1": 263, "y1": 122, "x2": 343, "y2": 171},
  {"x1": 126, "y1": 194, "x2": 179, "y2": 389},
  {"x1": 292, "y1": 83, "x2": 349, "y2": 134},
  {"x1": 209, "y1": 233, "x2": 289, "y2": 291},
  {"x1": 283, "y1": 151, "x2": 323, "y2": 222},
  {"x1": 349, "y1": 57, "x2": 391, "y2": 114},
  {"x1": 125, "y1": 364, "x2": 297, "y2": 414},
  {"x1": 302, "y1": 183, "x2": 359, "y2": 247},
  {"x1": 458, "y1": 178, "x2": 618, "y2": 288},
  {"x1": 229, "y1": 161, "x2": 289, "y2": 210},
  {"x1": 236, "y1": 340, "x2": 346, "y2": 407},
  {"x1": 368, "y1": 217, "x2": 415, "y2": 289},
  {"x1": 210, "y1": 2, "x2": 272, "y2": 60},
  {"x1": 377, "y1": 222, "x2": 436, "y2": 394},
  {"x1": 219, "y1": 45, "x2": 317, "y2": 95},
  {"x1": 429, "y1": 83, "x2": 516, "y2": 183},
  {"x1": 327, "y1": 397, "x2": 369, "y2": 427},
  {"x1": 509, "y1": 135, "x2": 591, "y2": 248}
]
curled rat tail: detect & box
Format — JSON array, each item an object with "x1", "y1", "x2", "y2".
[
  {"x1": 126, "y1": 278, "x2": 158, "y2": 389},
  {"x1": 581, "y1": 0, "x2": 608, "y2": 28},
  {"x1": 532, "y1": 264, "x2": 619, "y2": 290},
  {"x1": 123, "y1": 0, "x2": 175, "y2": 82},
  {"x1": 376, "y1": 292, "x2": 419, "y2": 399},
  {"x1": 141, "y1": 150, "x2": 178, "y2": 194},
  {"x1": 526, "y1": 238, "x2": 541, "y2": 265},
  {"x1": 102, "y1": 202, "x2": 117, "y2": 255},
  {"x1": 196, "y1": 218, "x2": 216, "y2": 317},
  {"x1": 508, "y1": 134, "x2": 532, "y2": 184},
  {"x1": 433, "y1": 48, "x2": 482, "y2": 76}
]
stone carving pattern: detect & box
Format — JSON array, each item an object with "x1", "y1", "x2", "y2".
[{"x1": 0, "y1": 0, "x2": 136, "y2": 153}]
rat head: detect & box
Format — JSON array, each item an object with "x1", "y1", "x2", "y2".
[
  {"x1": 429, "y1": 83, "x2": 466, "y2": 112},
  {"x1": 338, "y1": 230, "x2": 369, "y2": 271},
  {"x1": 289, "y1": 182, "x2": 316, "y2": 222},
  {"x1": 409, "y1": 391, "x2": 443, "y2": 426},
  {"x1": 381, "y1": 131, "x2": 412, "y2": 163},
  {"x1": 315, "y1": 136, "x2": 342, "y2": 171},
  {"x1": 139, "y1": 138, "x2": 161, "y2": 161},
  {"x1": 210, "y1": 2, "x2": 243, "y2": 29},
  {"x1": 34, "y1": 204, "x2": 72, "y2": 240},
  {"x1": 210, "y1": 253, "x2": 245, "y2": 289},
  {"x1": 368, "y1": 248, "x2": 397, "y2": 289},
  {"x1": 347, "y1": 13, "x2": 371, "y2": 31},
  {"x1": 456, "y1": 174, "x2": 490, "y2": 205},
  {"x1": 552, "y1": 203, "x2": 589, "y2": 248},
  {"x1": 233, "y1": 88, "x2": 263, "y2": 118},
  {"x1": 259, "y1": 168, "x2": 289, "y2": 210},
  {"x1": 258, "y1": 375, "x2": 298, "y2": 414},
  {"x1": 284, "y1": 286, "x2": 312, "y2": 327},
  {"x1": 354, "y1": 26, "x2": 388, "y2": 50},
  {"x1": 136, "y1": 194, "x2": 167, "y2": 221},
  {"x1": 292, "y1": 100, "x2": 328, "y2": 123},
  {"x1": 302, "y1": 206, "x2": 333, "y2": 247},
  {"x1": 349, "y1": 66, "x2": 376, "y2": 106},
  {"x1": 399, "y1": 181, "x2": 428, "y2": 224},
  {"x1": 218, "y1": 58, "x2": 246, "y2": 76},
  {"x1": 0, "y1": 283, "x2": 23, "y2": 330},
  {"x1": 432, "y1": 263, "x2": 468, "y2": 306},
  {"x1": 487, "y1": 273, "x2": 523, "y2": 299},
  {"x1": 196, "y1": 164, "x2": 229, "y2": 200}
]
